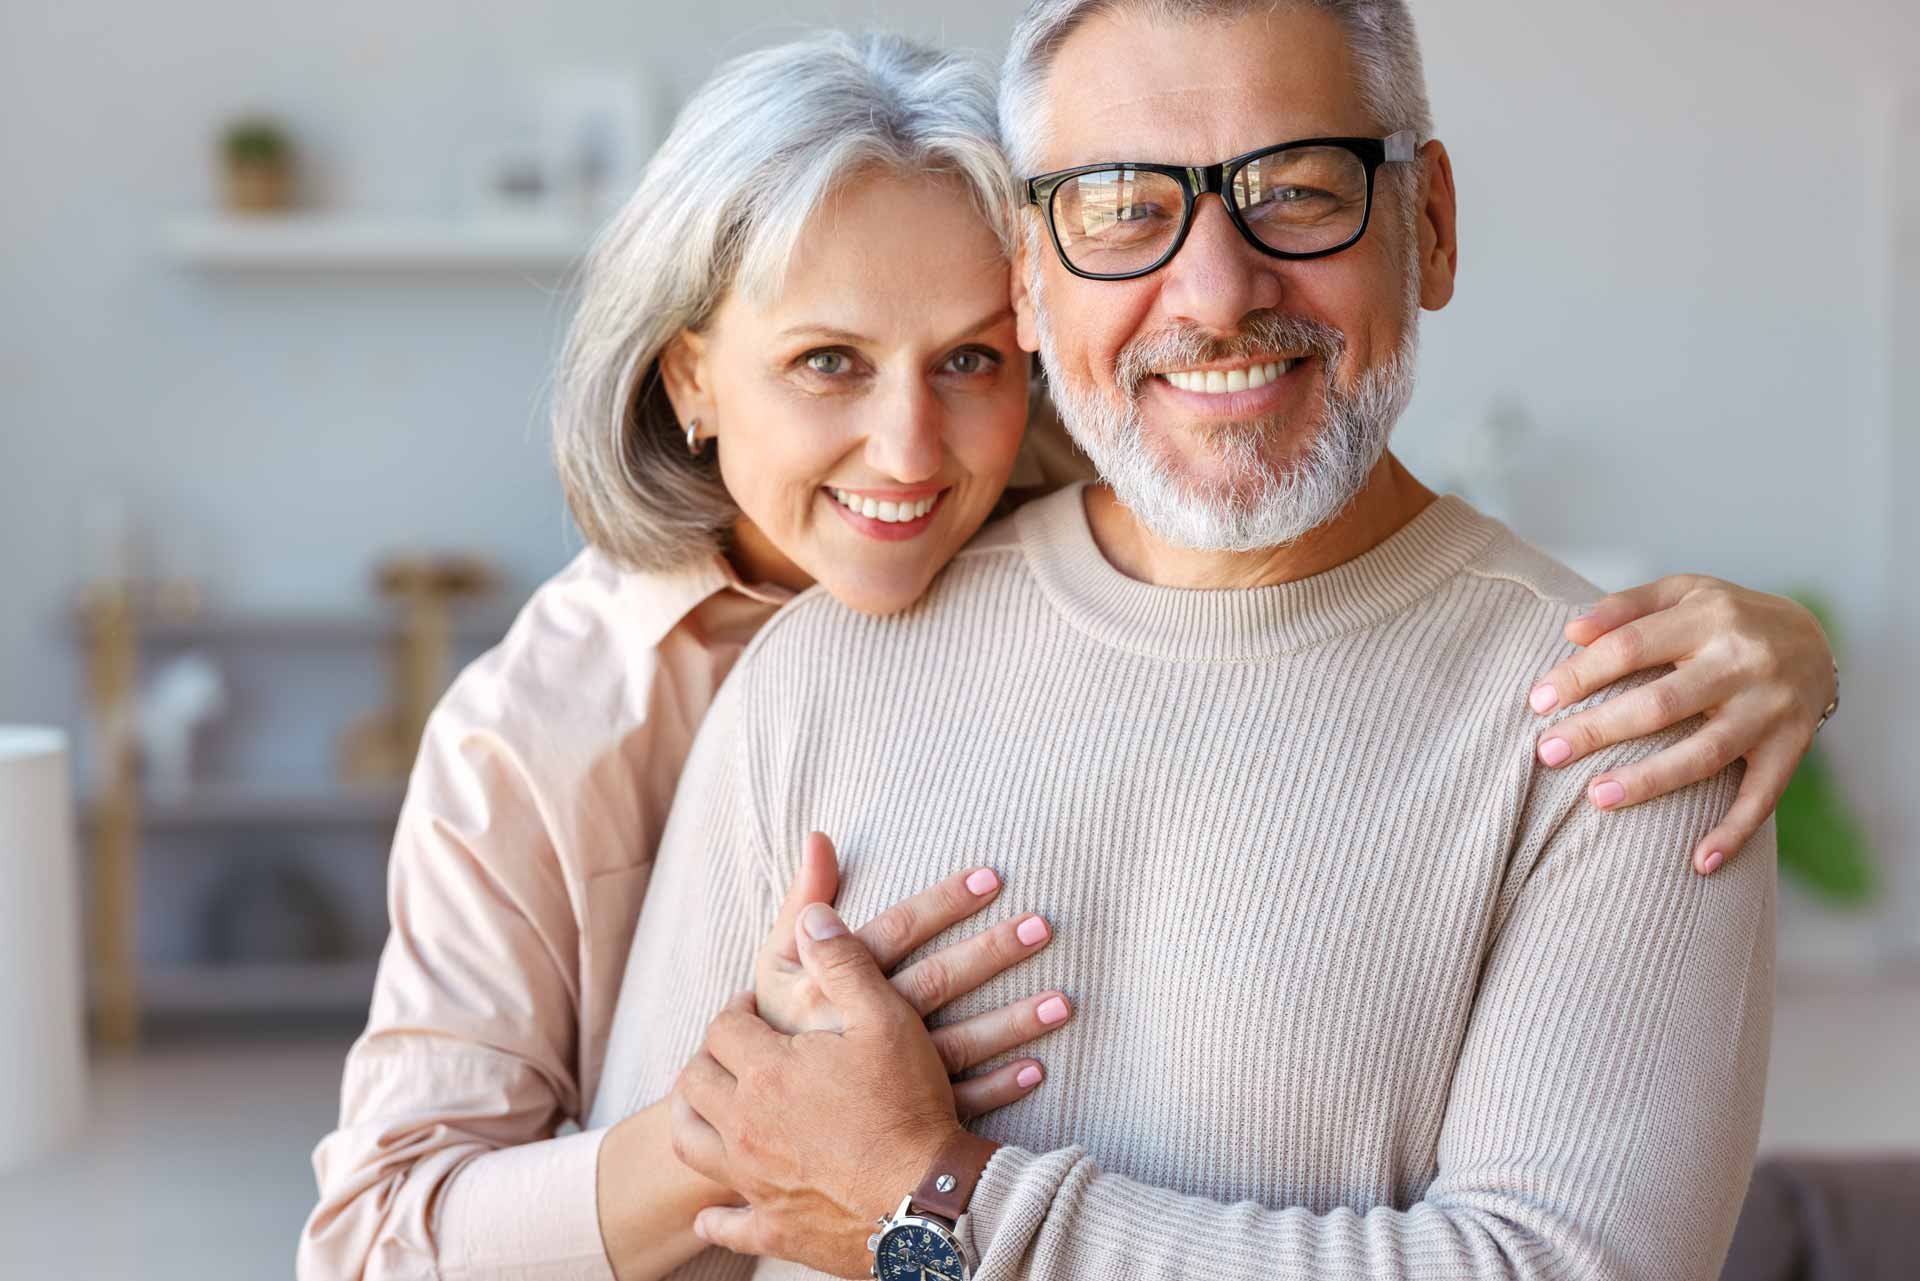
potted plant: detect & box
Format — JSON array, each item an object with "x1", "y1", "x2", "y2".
[{"x1": 222, "y1": 117, "x2": 293, "y2": 213}]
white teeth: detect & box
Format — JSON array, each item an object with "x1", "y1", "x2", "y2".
[
  {"x1": 1163, "y1": 360, "x2": 1294, "y2": 396},
  {"x1": 829, "y1": 489, "x2": 939, "y2": 523}
]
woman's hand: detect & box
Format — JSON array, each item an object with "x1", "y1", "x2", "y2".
[
  {"x1": 753, "y1": 832, "x2": 1069, "y2": 1120},
  {"x1": 1526, "y1": 575, "x2": 1837, "y2": 877}
]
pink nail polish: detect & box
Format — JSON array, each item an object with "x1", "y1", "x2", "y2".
[
  {"x1": 1016, "y1": 1065, "x2": 1043, "y2": 1088},
  {"x1": 1037, "y1": 996, "x2": 1069, "y2": 1024},
  {"x1": 1538, "y1": 737, "x2": 1572, "y2": 767},
  {"x1": 1529, "y1": 684, "x2": 1559, "y2": 714},
  {"x1": 1016, "y1": 916, "x2": 1049, "y2": 946},
  {"x1": 966, "y1": 868, "x2": 999, "y2": 895},
  {"x1": 1591, "y1": 780, "x2": 1627, "y2": 809},
  {"x1": 1700, "y1": 850, "x2": 1725, "y2": 875}
]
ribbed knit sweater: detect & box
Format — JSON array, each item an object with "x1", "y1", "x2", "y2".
[{"x1": 586, "y1": 482, "x2": 1775, "y2": 1281}]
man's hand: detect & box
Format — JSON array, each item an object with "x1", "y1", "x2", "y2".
[{"x1": 670, "y1": 902, "x2": 967, "y2": 1278}]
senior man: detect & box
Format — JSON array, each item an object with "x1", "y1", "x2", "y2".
[{"x1": 588, "y1": 2, "x2": 1775, "y2": 1279}]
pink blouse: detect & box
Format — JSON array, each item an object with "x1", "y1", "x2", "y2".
[{"x1": 297, "y1": 546, "x2": 790, "y2": 1280}]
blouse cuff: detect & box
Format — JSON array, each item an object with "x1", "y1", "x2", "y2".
[{"x1": 437, "y1": 1126, "x2": 618, "y2": 1281}]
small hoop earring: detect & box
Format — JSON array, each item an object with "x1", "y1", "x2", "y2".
[{"x1": 684, "y1": 417, "x2": 702, "y2": 454}]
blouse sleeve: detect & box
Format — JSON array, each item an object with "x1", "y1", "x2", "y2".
[{"x1": 296, "y1": 695, "x2": 618, "y2": 1281}]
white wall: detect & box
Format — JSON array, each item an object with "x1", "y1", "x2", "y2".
[{"x1": 0, "y1": 1, "x2": 1912, "y2": 907}]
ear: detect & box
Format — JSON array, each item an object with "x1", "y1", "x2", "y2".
[
  {"x1": 1010, "y1": 223, "x2": 1043, "y2": 354},
  {"x1": 1415, "y1": 139, "x2": 1459, "y2": 313},
  {"x1": 657, "y1": 328, "x2": 712, "y2": 431}
]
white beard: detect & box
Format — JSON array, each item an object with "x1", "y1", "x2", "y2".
[{"x1": 1029, "y1": 235, "x2": 1423, "y2": 553}]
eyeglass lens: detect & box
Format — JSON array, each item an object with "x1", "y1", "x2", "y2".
[{"x1": 1049, "y1": 145, "x2": 1372, "y2": 275}]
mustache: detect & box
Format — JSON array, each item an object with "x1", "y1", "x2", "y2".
[{"x1": 1113, "y1": 311, "x2": 1348, "y2": 398}]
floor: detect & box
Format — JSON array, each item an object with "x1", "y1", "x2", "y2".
[{"x1": 3, "y1": 984, "x2": 1918, "y2": 1281}]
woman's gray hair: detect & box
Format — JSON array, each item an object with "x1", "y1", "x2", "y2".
[
  {"x1": 999, "y1": 0, "x2": 1434, "y2": 177},
  {"x1": 552, "y1": 31, "x2": 1018, "y2": 572}
]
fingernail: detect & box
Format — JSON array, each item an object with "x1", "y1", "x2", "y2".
[
  {"x1": 1590, "y1": 780, "x2": 1627, "y2": 809},
  {"x1": 802, "y1": 902, "x2": 848, "y2": 940},
  {"x1": 1529, "y1": 684, "x2": 1559, "y2": 714},
  {"x1": 1573, "y1": 606, "x2": 1596, "y2": 619},
  {"x1": 1538, "y1": 737, "x2": 1572, "y2": 767},
  {"x1": 1016, "y1": 1064, "x2": 1043, "y2": 1089},
  {"x1": 966, "y1": 867, "x2": 999, "y2": 895},
  {"x1": 1016, "y1": 916, "x2": 1049, "y2": 946},
  {"x1": 1700, "y1": 850, "x2": 1725, "y2": 875},
  {"x1": 1037, "y1": 996, "x2": 1069, "y2": 1024},
  {"x1": 693, "y1": 1214, "x2": 709, "y2": 1242}
]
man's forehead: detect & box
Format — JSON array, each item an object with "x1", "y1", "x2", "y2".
[{"x1": 1035, "y1": 4, "x2": 1373, "y2": 168}]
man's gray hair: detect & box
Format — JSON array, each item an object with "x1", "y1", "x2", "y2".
[
  {"x1": 999, "y1": 0, "x2": 1434, "y2": 176},
  {"x1": 552, "y1": 31, "x2": 1016, "y2": 572}
]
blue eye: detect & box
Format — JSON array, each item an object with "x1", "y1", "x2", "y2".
[{"x1": 805, "y1": 350, "x2": 849, "y2": 375}]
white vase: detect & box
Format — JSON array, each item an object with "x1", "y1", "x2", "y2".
[{"x1": 0, "y1": 727, "x2": 88, "y2": 1173}]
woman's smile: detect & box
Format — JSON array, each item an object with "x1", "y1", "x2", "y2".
[{"x1": 825, "y1": 484, "x2": 950, "y2": 540}]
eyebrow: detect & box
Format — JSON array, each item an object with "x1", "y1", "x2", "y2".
[{"x1": 778, "y1": 305, "x2": 1015, "y2": 346}]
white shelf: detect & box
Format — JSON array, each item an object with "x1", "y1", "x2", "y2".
[
  {"x1": 82, "y1": 783, "x2": 406, "y2": 831},
  {"x1": 164, "y1": 213, "x2": 594, "y2": 273},
  {"x1": 137, "y1": 959, "x2": 379, "y2": 1016}
]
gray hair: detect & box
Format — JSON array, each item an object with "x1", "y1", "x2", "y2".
[
  {"x1": 552, "y1": 31, "x2": 1018, "y2": 572},
  {"x1": 999, "y1": 0, "x2": 1434, "y2": 177}
]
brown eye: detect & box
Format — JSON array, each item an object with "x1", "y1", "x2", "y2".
[{"x1": 943, "y1": 347, "x2": 999, "y2": 376}]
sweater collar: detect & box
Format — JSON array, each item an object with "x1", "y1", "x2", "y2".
[{"x1": 1013, "y1": 481, "x2": 1502, "y2": 662}]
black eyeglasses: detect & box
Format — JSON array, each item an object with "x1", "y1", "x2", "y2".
[{"x1": 1025, "y1": 131, "x2": 1418, "y2": 281}]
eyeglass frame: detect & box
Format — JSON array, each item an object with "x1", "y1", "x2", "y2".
[{"x1": 1023, "y1": 130, "x2": 1420, "y2": 282}]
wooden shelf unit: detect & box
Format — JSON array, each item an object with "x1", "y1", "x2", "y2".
[{"x1": 72, "y1": 593, "x2": 509, "y2": 1041}]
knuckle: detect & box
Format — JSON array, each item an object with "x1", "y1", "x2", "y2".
[
  {"x1": 1608, "y1": 623, "x2": 1647, "y2": 670},
  {"x1": 935, "y1": 1024, "x2": 975, "y2": 1075},
  {"x1": 866, "y1": 905, "x2": 916, "y2": 957},
  {"x1": 1689, "y1": 733, "x2": 1733, "y2": 777},
  {"x1": 1648, "y1": 680, "x2": 1688, "y2": 726},
  {"x1": 900, "y1": 954, "x2": 950, "y2": 1010}
]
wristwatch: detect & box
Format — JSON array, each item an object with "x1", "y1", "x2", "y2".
[{"x1": 866, "y1": 1130, "x2": 1001, "y2": 1281}]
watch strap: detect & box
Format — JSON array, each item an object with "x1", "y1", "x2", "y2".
[{"x1": 908, "y1": 1130, "x2": 1001, "y2": 1225}]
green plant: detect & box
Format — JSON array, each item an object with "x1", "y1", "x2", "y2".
[
  {"x1": 223, "y1": 118, "x2": 289, "y2": 167},
  {"x1": 1774, "y1": 593, "x2": 1875, "y2": 905}
]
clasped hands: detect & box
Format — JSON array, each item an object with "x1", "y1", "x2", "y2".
[{"x1": 668, "y1": 834, "x2": 1057, "y2": 1277}]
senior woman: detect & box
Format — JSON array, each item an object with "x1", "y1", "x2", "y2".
[{"x1": 299, "y1": 29, "x2": 1839, "y2": 1281}]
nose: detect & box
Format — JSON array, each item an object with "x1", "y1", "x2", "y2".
[
  {"x1": 1155, "y1": 194, "x2": 1285, "y2": 331},
  {"x1": 862, "y1": 375, "x2": 944, "y2": 484}
]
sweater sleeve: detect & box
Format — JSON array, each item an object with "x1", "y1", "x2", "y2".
[
  {"x1": 958, "y1": 755, "x2": 1775, "y2": 1281},
  {"x1": 296, "y1": 699, "x2": 619, "y2": 1281}
]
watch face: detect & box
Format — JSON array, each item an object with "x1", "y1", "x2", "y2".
[{"x1": 874, "y1": 1222, "x2": 963, "y2": 1281}]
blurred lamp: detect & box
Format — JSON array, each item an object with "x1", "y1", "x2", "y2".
[{"x1": 0, "y1": 727, "x2": 87, "y2": 1173}]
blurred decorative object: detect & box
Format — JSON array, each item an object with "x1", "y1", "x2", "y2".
[
  {"x1": 200, "y1": 859, "x2": 349, "y2": 965},
  {"x1": 1775, "y1": 593, "x2": 1875, "y2": 905},
  {"x1": 0, "y1": 728, "x2": 88, "y2": 1174},
  {"x1": 455, "y1": 140, "x2": 550, "y2": 217},
  {"x1": 1442, "y1": 397, "x2": 1535, "y2": 528},
  {"x1": 221, "y1": 116, "x2": 294, "y2": 213},
  {"x1": 134, "y1": 654, "x2": 229, "y2": 801},
  {"x1": 339, "y1": 553, "x2": 500, "y2": 782},
  {"x1": 537, "y1": 72, "x2": 651, "y2": 222}
]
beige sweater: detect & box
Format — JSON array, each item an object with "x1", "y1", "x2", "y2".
[{"x1": 586, "y1": 483, "x2": 1775, "y2": 1281}]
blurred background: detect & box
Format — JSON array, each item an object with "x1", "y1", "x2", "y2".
[{"x1": 0, "y1": 0, "x2": 1914, "y2": 1276}]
